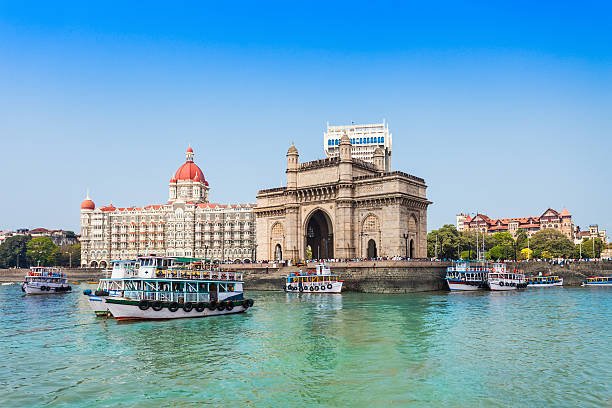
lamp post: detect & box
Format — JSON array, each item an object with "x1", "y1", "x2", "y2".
[{"x1": 402, "y1": 233, "x2": 409, "y2": 259}]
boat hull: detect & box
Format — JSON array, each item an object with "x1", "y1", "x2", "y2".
[
  {"x1": 86, "y1": 295, "x2": 111, "y2": 316},
  {"x1": 446, "y1": 281, "x2": 484, "y2": 291},
  {"x1": 285, "y1": 281, "x2": 343, "y2": 294},
  {"x1": 527, "y1": 281, "x2": 563, "y2": 288},
  {"x1": 105, "y1": 299, "x2": 252, "y2": 320},
  {"x1": 22, "y1": 282, "x2": 72, "y2": 295},
  {"x1": 582, "y1": 282, "x2": 612, "y2": 287}
]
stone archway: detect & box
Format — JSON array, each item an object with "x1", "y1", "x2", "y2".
[
  {"x1": 410, "y1": 239, "x2": 415, "y2": 259},
  {"x1": 367, "y1": 239, "x2": 377, "y2": 259},
  {"x1": 99, "y1": 261, "x2": 108, "y2": 269},
  {"x1": 305, "y1": 209, "x2": 334, "y2": 260},
  {"x1": 90, "y1": 260, "x2": 98, "y2": 268}
]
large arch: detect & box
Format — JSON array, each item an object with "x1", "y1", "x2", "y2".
[
  {"x1": 304, "y1": 209, "x2": 334, "y2": 260},
  {"x1": 274, "y1": 244, "x2": 283, "y2": 261},
  {"x1": 367, "y1": 239, "x2": 377, "y2": 259}
]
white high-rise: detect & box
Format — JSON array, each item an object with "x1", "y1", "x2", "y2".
[{"x1": 324, "y1": 121, "x2": 392, "y2": 171}]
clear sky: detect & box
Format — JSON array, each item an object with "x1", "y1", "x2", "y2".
[{"x1": 0, "y1": 1, "x2": 610, "y2": 233}]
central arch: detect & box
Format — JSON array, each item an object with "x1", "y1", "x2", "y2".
[
  {"x1": 367, "y1": 239, "x2": 377, "y2": 259},
  {"x1": 305, "y1": 209, "x2": 334, "y2": 260}
]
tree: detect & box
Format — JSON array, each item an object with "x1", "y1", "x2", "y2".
[
  {"x1": 458, "y1": 230, "x2": 495, "y2": 260},
  {"x1": 575, "y1": 238, "x2": 605, "y2": 259},
  {"x1": 57, "y1": 243, "x2": 81, "y2": 267},
  {"x1": 427, "y1": 225, "x2": 461, "y2": 259},
  {"x1": 520, "y1": 247, "x2": 533, "y2": 260},
  {"x1": 26, "y1": 237, "x2": 59, "y2": 266},
  {"x1": 487, "y1": 232, "x2": 515, "y2": 260},
  {"x1": 529, "y1": 229, "x2": 574, "y2": 259},
  {"x1": 0, "y1": 235, "x2": 31, "y2": 268}
]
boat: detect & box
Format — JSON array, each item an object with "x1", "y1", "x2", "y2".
[
  {"x1": 445, "y1": 260, "x2": 488, "y2": 291},
  {"x1": 1, "y1": 282, "x2": 15, "y2": 286},
  {"x1": 486, "y1": 263, "x2": 527, "y2": 291},
  {"x1": 284, "y1": 263, "x2": 343, "y2": 293},
  {"x1": 581, "y1": 276, "x2": 612, "y2": 287},
  {"x1": 83, "y1": 260, "x2": 139, "y2": 317},
  {"x1": 22, "y1": 267, "x2": 72, "y2": 295},
  {"x1": 527, "y1": 275, "x2": 563, "y2": 287},
  {"x1": 96, "y1": 256, "x2": 254, "y2": 321}
]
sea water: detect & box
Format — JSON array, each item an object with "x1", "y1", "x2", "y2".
[{"x1": 0, "y1": 286, "x2": 610, "y2": 407}]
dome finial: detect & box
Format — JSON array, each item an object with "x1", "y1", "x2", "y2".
[{"x1": 186, "y1": 145, "x2": 194, "y2": 161}]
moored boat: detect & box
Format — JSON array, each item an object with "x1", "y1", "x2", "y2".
[
  {"x1": 22, "y1": 267, "x2": 72, "y2": 295},
  {"x1": 581, "y1": 276, "x2": 612, "y2": 287},
  {"x1": 83, "y1": 259, "x2": 139, "y2": 316},
  {"x1": 527, "y1": 275, "x2": 563, "y2": 287},
  {"x1": 99, "y1": 256, "x2": 254, "y2": 320},
  {"x1": 486, "y1": 263, "x2": 527, "y2": 291},
  {"x1": 445, "y1": 261, "x2": 488, "y2": 291},
  {"x1": 285, "y1": 264, "x2": 343, "y2": 293}
]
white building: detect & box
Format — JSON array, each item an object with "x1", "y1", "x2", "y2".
[
  {"x1": 80, "y1": 147, "x2": 256, "y2": 268},
  {"x1": 324, "y1": 122, "x2": 392, "y2": 171}
]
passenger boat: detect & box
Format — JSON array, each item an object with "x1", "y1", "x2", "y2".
[
  {"x1": 97, "y1": 256, "x2": 254, "y2": 321},
  {"x1": 22, "y1": 267, "x2": 72, "y2": 295},
  {"x1": 83, "y1": 260, "x2": 139, "y2": 316},
  {"x1": 285, "y1": 263, "x2": 343, "y2": 293},
  {"x1": 486, "y1": 263, "x2": 527, "y2": 291},
  {"x1": 445, "y1": 261, "x2": 488, "y2": 291},
  {"x1": 581, "y1": 276, "x2": 612, "y2": 287},
  {"x1": 526, "y1": 275, "x2": 563, "y2": 287}
]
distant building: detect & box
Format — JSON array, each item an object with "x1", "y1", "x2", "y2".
[
  {"x1": 0, "y1": 228, "x2": 78, "y2": 246},
  {"x1": 456, "y1": 213, "x2": 469, "y2": 232},
  {"x1": 324, "y1": 122, "x2": 392, "y2": 171},
  {"x1": 574, "y1": 224, "x2": 607, "y2": 244},
  {"x1": 80, "y1": 147, "x2": 256, "y2": 268},
  {"x1": 459, "y1": 208, "x2": 575, "y2": 240}
]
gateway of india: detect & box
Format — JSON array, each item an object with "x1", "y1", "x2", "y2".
[
  {"x1": 256, "y1": 122, "x2": 431, "y2": 261},
  {"x1": 80, "y1": 122, "x2": 431, "y2": 266}
]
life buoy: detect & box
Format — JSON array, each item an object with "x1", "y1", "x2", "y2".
[
  {"x1": 208, "y1": 301, "x2": 218, "y2": 310},
  {"x1": 168, "y1": 302, "x2": 179, "y2": 312},
  {"x1": 216, "y1": 302, "x2": 226, "y2": 311},
  {"x1": 226, "y1": 302, "x2": 234, "y2": 311},
  {"x1": 314, "y1": 286, "x2": 319, "y2": 291},
  {"x1": 309, "y1": 286, "x2": 314, "y2": 291},
  {"x1": 152, "y1": 301, "x2": 163, "y2": 311},
  {"x1": 327, "y1": 284, "x2": 333, "y2": 290},
  {"x1": 499, "y1": 281, "x2": 504, "y2": 287},
  {"x1": 248, "y1": 299, "x2": 254, "y2": 307},
  {"x1": 287, "y1": 285, "x2": 292, "y2": 291},
  {"x1": 182, "y1": 302, "x2": 194, "y2": 312},
  {"x1": 138, "y1": 300, "x2": 150, "y2": 310},
  {"x1": 299, "y1": 286, "x2": 304, "y2": 292},
  {"x1": 242, "y1": 299, "x2": 249, "y2": 309},
  {"x1": 67, "y1": 286, "x2": 72, "y2": 291},
  {"x1": 195, "y1": 302, "x2": 206, "y2": 312}
]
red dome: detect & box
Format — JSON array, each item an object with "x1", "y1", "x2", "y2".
[
  {"x1": 186, "y1": 146, "x2": 193, "y2": 153},
  {"x1": 81, "y1": 198, "x2": 95, "y2": 210},
  {"x1": 174, "y1": 161, "x2": 208, "y2": 184}
]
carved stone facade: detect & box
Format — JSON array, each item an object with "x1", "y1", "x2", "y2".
[{"x1": 256, "y1": 135, "x2": 431, "y2": 261}]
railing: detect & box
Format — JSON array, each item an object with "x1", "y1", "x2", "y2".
[
  {"x1": 154, "y1": 270, "x2": 244, "y2": 281},
  {"x1": 125, "y1": 290, "x2": 211, "y2": 303}
]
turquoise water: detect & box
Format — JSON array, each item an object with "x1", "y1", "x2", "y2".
[{"x1": 0, "y1": 286, "x2": 610, "y2": 407}]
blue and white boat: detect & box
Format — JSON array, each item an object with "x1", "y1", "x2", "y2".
[
  {"x1": 83, "y1": 260, "x2": 138, "y2": 316},
  {"x1": 582, "y1": 276, "x2": 612, "y2": 287},
  {"x1": 445, "y1": 261, "x2": 488, "y2": 291},
  {"x1": 527, "y1": 275, "x2": 563, "y2": 287}
]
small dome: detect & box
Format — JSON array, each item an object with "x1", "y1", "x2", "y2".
[
  {"x1": 340, "y1": 133, "x2": 351, "y2": 145},
  {"x1": 287, "y1": 144, "x2": 298, "y2": 155},
  {"x1": 186, "y1": 146, "x2": 193, "y2": 153},
  {"x1": 373, "y1": 147, "x2": 384, "y2": 156},
  {"x1": 81, "y1": 198, "x2": 95, "y2": 210}
]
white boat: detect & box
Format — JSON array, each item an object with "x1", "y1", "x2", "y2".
[
  {"x1": 527, "y1": 275, "x2": 563, "y2": 287},
  {"x1": 581, "y1": 276, "x2": 612, "y2": 287},
  {"x1": 22, "y1": 267, "x2": 72, "y2": 295},
  {"x1": 98, "y1": 256, "x2": 254, "y2": 321},
  {"x1": 487, "y1": 263, "x2": 527, "y2": 291},
  {"x1": 445, "y1": 261, "x2": 488, "y2": 291},
  {"x1": 284, "y1": 264, "x2": 343, "y2": 293},
  {"x1": 1, "y1": 282, "x2": 16, "y2": 286},
  {"x1": 83, "y1": 260, "x2": 139, "y2": 316}
]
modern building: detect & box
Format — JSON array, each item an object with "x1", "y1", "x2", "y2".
[
  {"x1": 80, "y1": 147, "x2": 256, "y2": 268},
  {"x1": 324, "y1": 122, "x2": 392, "y2": 171},
  {"x1": 458, "y1": 208, "x2": 575, "y2": 240},
  {"x1": 256, "y1": 133, "x2": 430, "y2": 261}
]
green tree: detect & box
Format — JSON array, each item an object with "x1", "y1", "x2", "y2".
[
  {"x1": 427, "y1": 224, "x2": 461, "y2": 259},
  {"x1": 529, "y1": 229, "x2": 574, "y2": 259},
  {"x1": 0, "y1": 235, "x2": 31, "y2": 268},
  {"x1": 458, "y1": 230, "x2": 495, "y2": 259},
  {"x1": 520, "y1": 247, "x2": 533, "y2": 260},
  {"x1": 514, "y1": 229, "x2": 529, "y2": 250},
  {"x1": 575, "y1": 238, "x2": 605, "y2": 259},
  {"x1": 26, "y1": 237, "x2": 59, "y2": 266},
  {"x1": 57, "y1": 243, "x2": 81, "y2": 267}
]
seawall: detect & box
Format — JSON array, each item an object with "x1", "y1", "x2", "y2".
[{"x1": 3, "y1": 261, "x2": 609, "y2": 293}]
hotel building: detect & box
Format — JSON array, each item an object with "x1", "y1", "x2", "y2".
[{"x1": 324, "y1": 122, "x2": 392, "y2": 171}]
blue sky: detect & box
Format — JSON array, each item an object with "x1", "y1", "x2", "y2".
[{"x1": 0, "y1": 1, "x2": 610, "y2": 233}]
